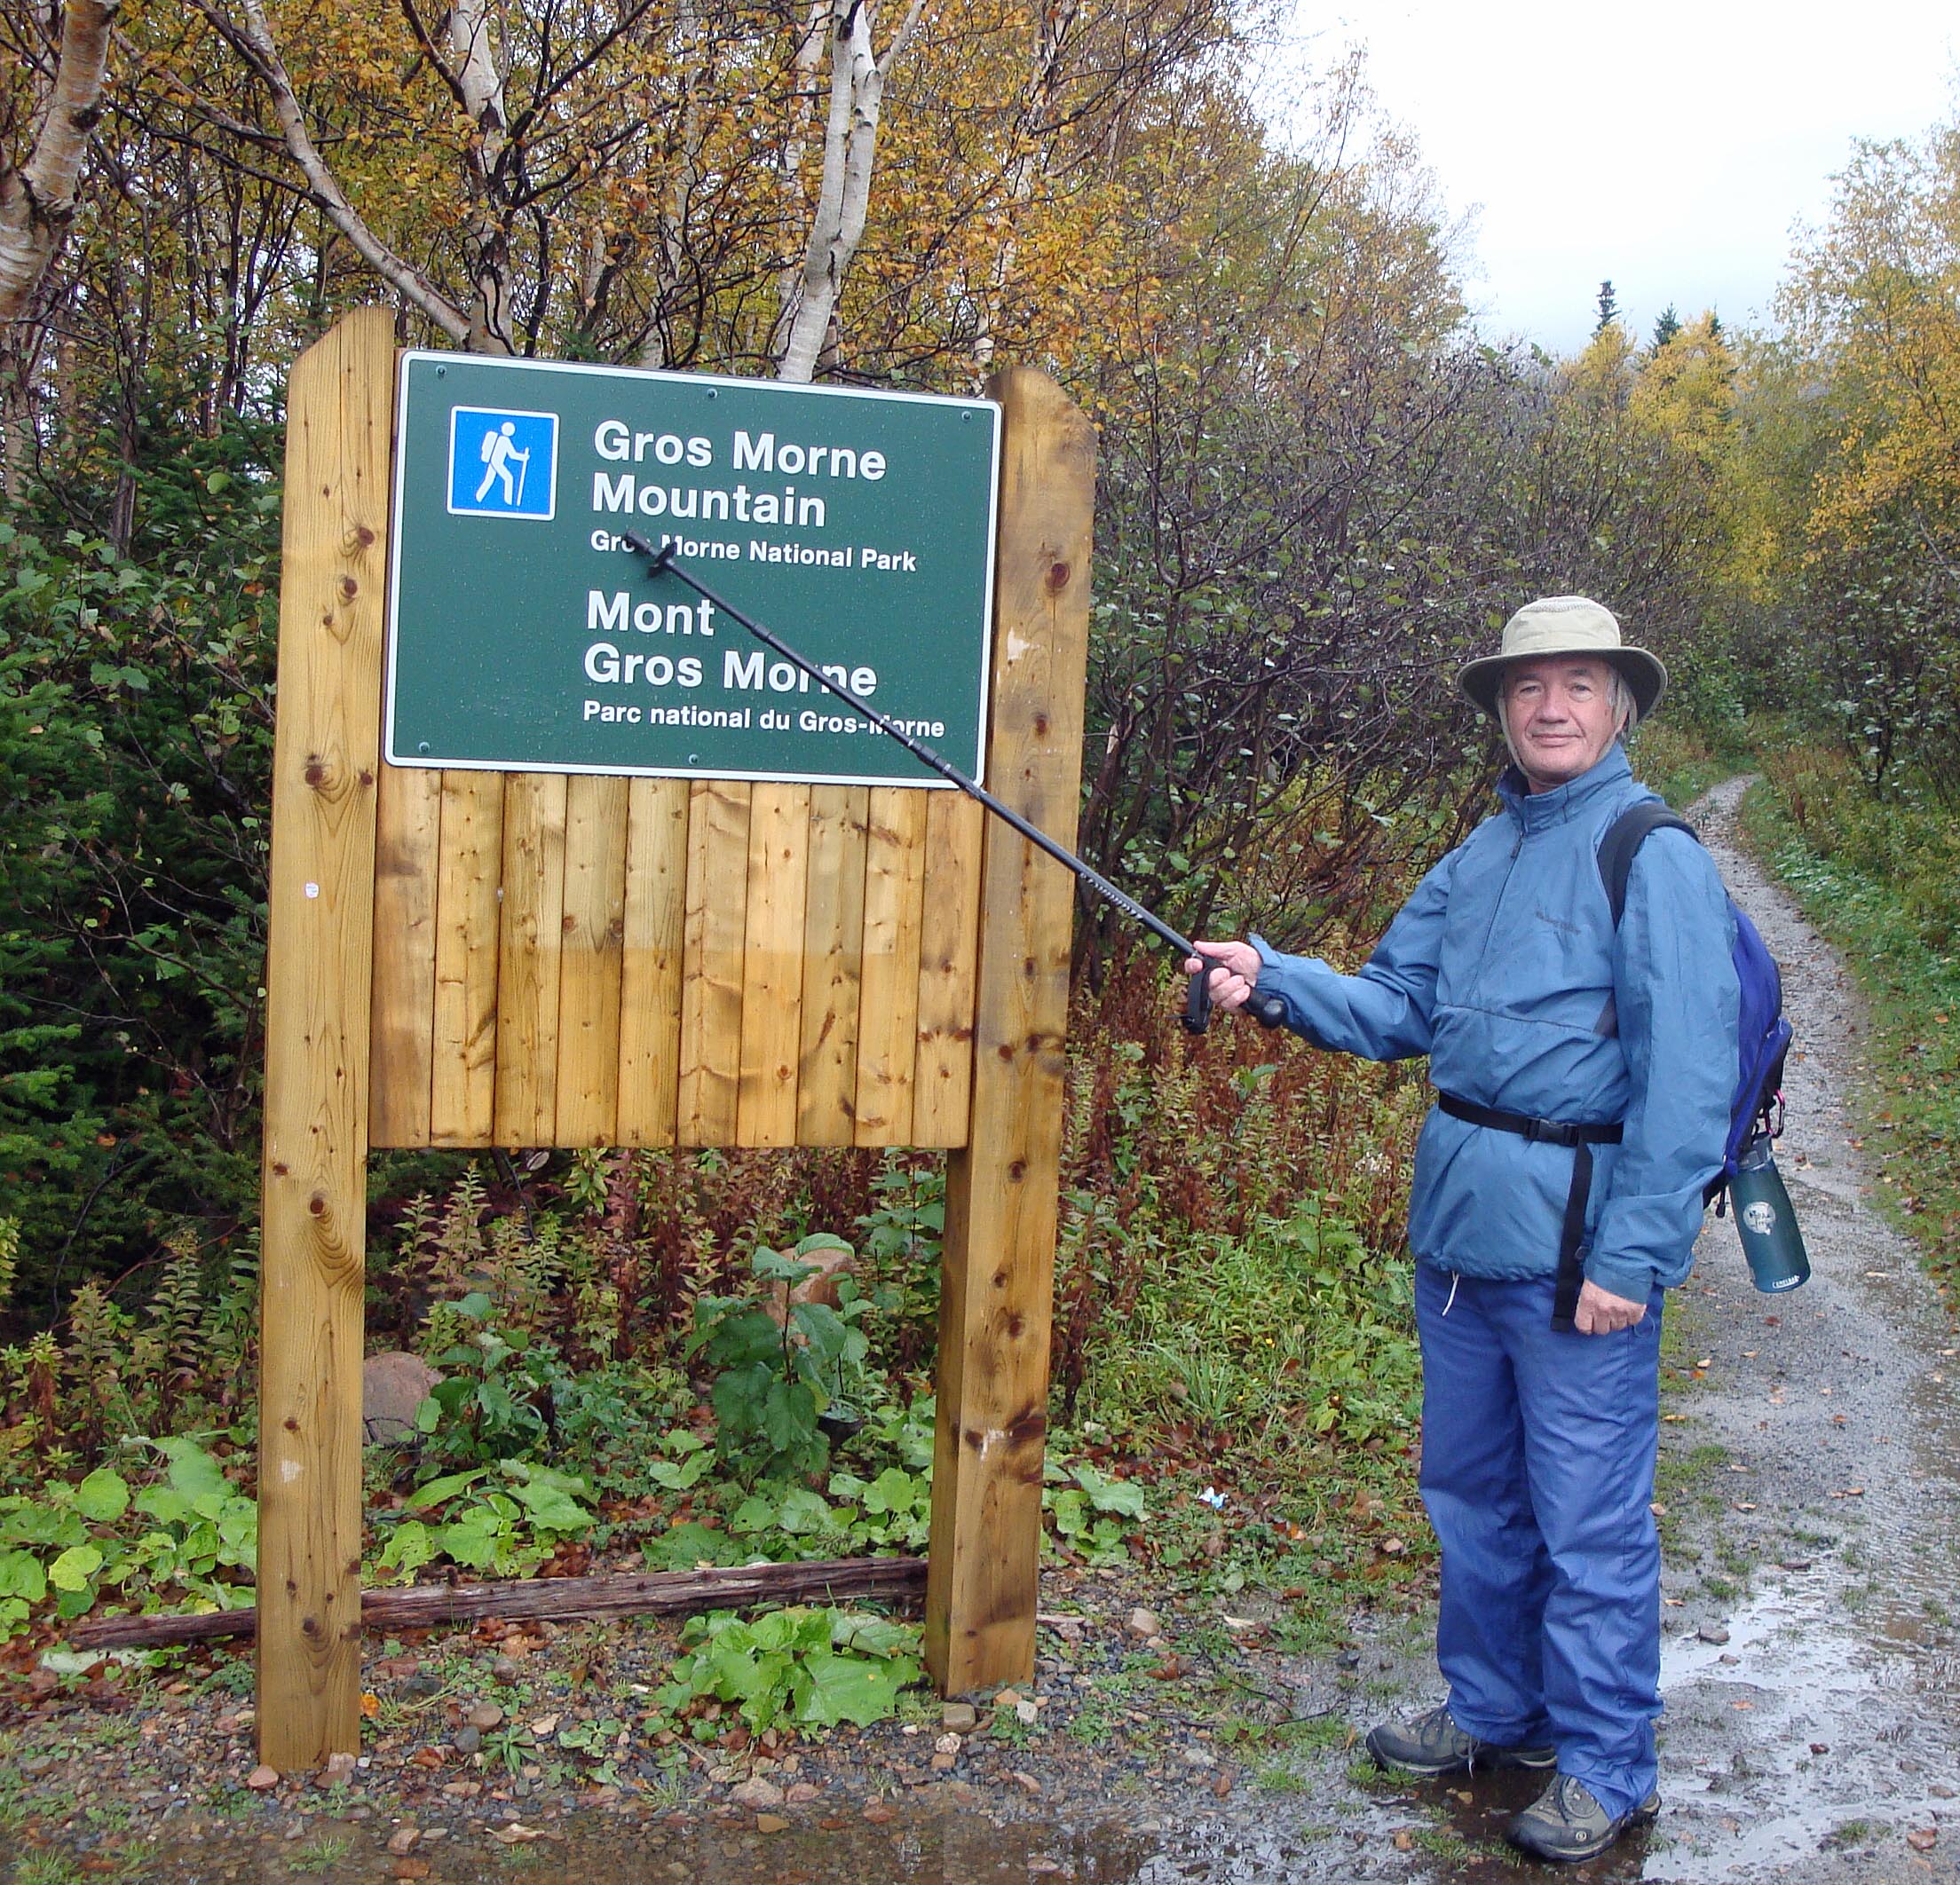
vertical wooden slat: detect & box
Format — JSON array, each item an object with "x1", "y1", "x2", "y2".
[
  {"x1": 925, "y1": 367, "x2": 1094, "y2": 1699},
  {"x1": 493, "y1": 773, "x2": 568, "y2": 1146},
  {"x1": 429, "y1": 771, "x2": 504, "y2": 1147},
  {"x1": 617, "y1": 777, "x2": 691, "y2": 1146},
  {"x1": 911, "y1": 792, "x2": 984, "y2": 1148},
  {"x1": 677, "y1": 779, "x2": 750, "y2": 1145},
  {"x1": 737, "y1": 783, "x2": 811, "y2": 1147},
  {"x1": 368, "y1": 761, "x2": 441, "y2": 1147},
  {"x1": 257, "y1": 308, "x2": 395, "y2": 1767},
  {"x1": 555, "y1": 775, "x2": 629, "y2": 1146},
  {"x1": 853, "y1": 787, "x2": 929, "y2": 1146},
  {"x1": 796, "y1": 785, "x2": 870, "y2": 1145}
]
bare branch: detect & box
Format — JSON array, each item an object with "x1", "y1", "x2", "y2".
[{"x1": 202, "y1": 0, "x2": 470, "y2": 343}]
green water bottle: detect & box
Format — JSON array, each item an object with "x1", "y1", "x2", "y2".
[{"x1": 1730, "y1": 1135, "x2": 1810, "y2": 1293}]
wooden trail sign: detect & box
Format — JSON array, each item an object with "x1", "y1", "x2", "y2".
[{"x1": 257, "y1": 309, "x2": 1095, "y2": 1768}]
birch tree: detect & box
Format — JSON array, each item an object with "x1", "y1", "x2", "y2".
[
  {"x1": 773, "y1": 0, "x2": 931, "y2": 383},
  {"x1": 0, "y1": 0, "x2": 121, "y2": 495}
]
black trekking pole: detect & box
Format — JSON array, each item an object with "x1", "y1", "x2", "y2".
[{"x1": 622, "y1": 534, "x2": 1285, "y2": 1035}]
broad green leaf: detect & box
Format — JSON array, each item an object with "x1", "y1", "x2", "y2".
[
  {"x1": 861, "y1": 1469, "x2": 921, "y2": 1517},
  {"x1": 744, "y1": 1609, "x2": 803, "y2": 1654},
  {"x1": 789, "y1": 1302, "x2": 848, "y2": 1368},
  {"x1": 760, "y1": 1377, "x2": 817, "y2": 1454},
  {"x1": 0, "y1": 1549, "x2": 46, "y2": 1602},
  {"x1": 1071, "y1": 1463, "x2": 1145, "y2": 1519},
  {"x1": 378, "y1": 1520, "x2": 437, "y2": 1579},
  {"x1": 509, "y1": 1478, "x2": 592, "y2": 1534},
  {"x1": 430, "y1": 1378, "x2": 474, "y2": 1414},
  {"x1": 730, "y1": 1495, "x2": 777, "y2": 1535},
  {"x1": 647, "y1": 1452, "x2": 708, "y2": 1490},
  {"x1": 437, "y1": 1510, "x2": 508, "y2": 1571},
  {"x1": 794, "y1": 1649, "x2": 913, "y2": 1727},
  {"x1": 775, "y1": 1487, "x2": 832, "y2": 1534},
  {"x1": 74, "y1": 1470, "x2": 130, "y2": 1523},
  {"x1": 0, "y1": 1502, "x2": 88, "y2": 1548},
  {"x1": 641, "y1": 1524, "x2": 746, "y2": 1572},
  {"x1": 697, "y1": 1309, "x2": 783, "y2": 1372},
  {"x1": 133, "y1": 1486, "x2": 193, "y2": 1528},
  {"x1": 475, "y1": 1378, "x2": 518, "y2": 1430},
  {"x1": 750, "y1": 1247, "x2": 818, "y2": 1285},
  {"x1": 47, "y1": 1544, "x2": 105, "y2": 1592},
  {"x1": 152, "y1": 1438, "x2": 230, "y2": 1502},
  {"x1": 406, "y1": 1468, "x2": 486, "y2": 1511},
  {"x1": 703, "y1": 1639, "x2": 771, "y2": 1701},
  {"x1": 829, "y1": 1613, "x2": 917, "y2": 1660}
]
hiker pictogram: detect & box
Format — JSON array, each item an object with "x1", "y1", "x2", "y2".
[{"x1": 446, "y1": 405, "x2": 557, "y2": 518}]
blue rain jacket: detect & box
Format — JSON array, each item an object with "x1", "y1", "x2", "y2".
[{"x1": 1250, "y1": 745, "x2": 1738, "y2": 1300}]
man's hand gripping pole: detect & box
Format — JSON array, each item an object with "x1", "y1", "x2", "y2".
[{"x1": 623, "y1": 535, "x2": 1285, "y2": 1035}]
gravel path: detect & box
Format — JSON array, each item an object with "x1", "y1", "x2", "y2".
[{"x1": 1624, "y1": 775, "x2": 1960, "y2": 1882}]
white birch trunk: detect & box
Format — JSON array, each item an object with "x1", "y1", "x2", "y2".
[
  {"x1": 775, "y1": 0, "x2": 930, "y2": 384},
  {"x1": 766, "y1": 0, "x2": 833, "y2": 367},
  {"x1": 973, "y1": 0, "x2": 1079, "y2": 375},
  {"x1": 638, "y1": 0, "x2": 708, "y2": 370},
  {"x1": 0, "y1": 0, "x2": 121, "y2": 326},
  {"x1": 446, "y1": 0, "x2": 516, "y2": 353}
]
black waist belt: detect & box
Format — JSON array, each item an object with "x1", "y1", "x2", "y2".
[{"x1": 1436, "y1": 1092, "x2": 1624, "y2": 1330}]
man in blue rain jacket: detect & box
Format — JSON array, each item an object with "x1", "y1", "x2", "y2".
[{"x1": 1189, "y1": 596, "x2": 1739, "y2": 1864}]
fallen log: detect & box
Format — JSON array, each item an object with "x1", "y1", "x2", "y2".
[{"x1": 67, "y1": 1553, "x2": 926, "y2": 1652}]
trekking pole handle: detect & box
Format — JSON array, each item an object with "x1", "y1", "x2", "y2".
[
  {"x1": 1183, "y1": 957, "x2": 1287, "y2": 1036},
  {"x1": 626, "y1": 536, "x2": 1287, "y2": 1036}
]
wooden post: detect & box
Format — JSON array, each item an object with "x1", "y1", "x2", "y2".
[
  {"x1": 257, "y1": 309, "x2": 397, "y2": 1767},
  {"x1": 925, "y1": 367, "x2": 1095, "y2": 1696}
]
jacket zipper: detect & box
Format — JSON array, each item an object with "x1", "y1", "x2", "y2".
[{"x1": 1469, "y1": 820, "x2": 1526, "y2": 1004}]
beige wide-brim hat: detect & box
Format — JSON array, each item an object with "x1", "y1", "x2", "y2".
[{"x1": 1457, "y1": 595, "x2": 1668, "y2": 722}]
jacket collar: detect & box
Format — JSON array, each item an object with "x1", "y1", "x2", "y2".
[{"x1": 1497, "y1": 743, "x2": 1632, "y2": 829}]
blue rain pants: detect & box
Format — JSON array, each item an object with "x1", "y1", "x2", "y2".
[{"x1": 1415, "y1": 1261, "x2": 1664, "y2": 1819}]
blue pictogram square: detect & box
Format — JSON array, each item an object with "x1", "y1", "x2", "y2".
[{"x1": 447, "y1": 406, "x2": 557, "y2": 519}]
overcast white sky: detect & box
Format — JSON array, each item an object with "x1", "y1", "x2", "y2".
[{"x1": 1293, "y1": 1, "x2": 1959, "y2": 355}]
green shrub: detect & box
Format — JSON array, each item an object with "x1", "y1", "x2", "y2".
[{"x1": 1747, "y1": 753, "x2": 1960, "y2": 1288}]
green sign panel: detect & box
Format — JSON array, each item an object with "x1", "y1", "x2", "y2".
[{"x1": 384, "y1": 353, "x2": 1001, "y2": 785}]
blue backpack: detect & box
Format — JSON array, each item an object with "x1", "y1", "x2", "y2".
[{"x1": 1596, "y1": 802, "x2": 1792, "y2": 1205}]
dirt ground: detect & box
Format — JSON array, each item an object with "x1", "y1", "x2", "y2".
[{"x1": 4, "y1": 775, "x2": 1958, "y2": 1885}]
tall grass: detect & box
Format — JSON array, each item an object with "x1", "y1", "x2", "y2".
[{"x1": 1748, "y1": 744, "x2": 1960, "y2": 1296}]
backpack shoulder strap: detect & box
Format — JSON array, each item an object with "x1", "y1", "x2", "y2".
[{"x1": 1598, "y1": 801, "x2": 1697, "y2": 927}]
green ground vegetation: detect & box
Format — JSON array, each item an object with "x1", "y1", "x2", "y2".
[
  {"x1": 0, "y1": 956, "x2": 1435, "y2": 1708},
  {"x1": 1743, "y1": 744, "x2": 1960, "y2": 1298}
]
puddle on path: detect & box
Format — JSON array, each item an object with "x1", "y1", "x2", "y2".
[{"x1": 122, "y1": 1810, "x2": 1161, "y2": 1885}]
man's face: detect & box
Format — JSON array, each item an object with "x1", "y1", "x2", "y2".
[{"x1": 1502, "y1": 656, "x2": 1624, "y2": 793}]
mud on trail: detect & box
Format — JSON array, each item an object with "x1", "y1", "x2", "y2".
[{"x1": 4, "y1": 774, "x2": 1958, "y2": 1885}]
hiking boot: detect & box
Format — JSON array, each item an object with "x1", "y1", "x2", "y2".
[
  {"x1": 1364, "y1": 1704, "x2": 1556, "y2": 1777},
  {"x1": 1507, "y1": 1773, "x2": 1661, "y2": 1862}
]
